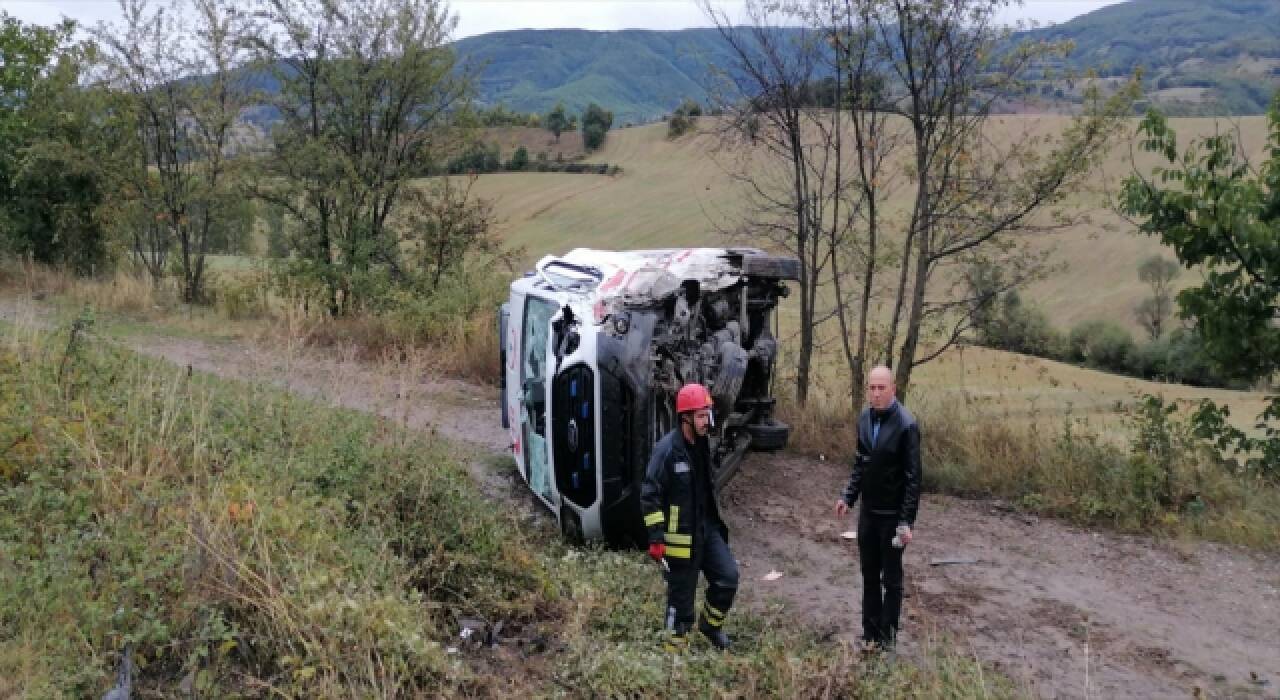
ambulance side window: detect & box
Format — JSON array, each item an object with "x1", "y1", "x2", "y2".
[{"x1": 521, "y1": 295, "x2": 556, "y2": 503}]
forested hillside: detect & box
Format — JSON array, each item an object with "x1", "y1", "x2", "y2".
[{"x1": 453, "y1": 1, "x2": 1280, "y2": 119}]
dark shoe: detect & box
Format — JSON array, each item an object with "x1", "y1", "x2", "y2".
[
  {"x1": 698, "y1": 618, "x2": 731, "y2": 651},
  {"x1": 859, "y1": 637, "x2": 896, "y2": 658}
]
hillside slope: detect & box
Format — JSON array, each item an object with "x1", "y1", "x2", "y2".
[
  {"x1": 452, "y1": 1, "x2": 1280, "y2": 119},
  {"x1": 453, "y1": 28, "x2": 739, "y2": 123},
  {"x1": 473, "y1": 114, "x2": 1272, "y2": 338},
  {"x1": 1026, "y1": 0, "x2": 1280, "y2": 114}
]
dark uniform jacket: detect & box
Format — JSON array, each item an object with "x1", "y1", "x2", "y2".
[
  {"x1": 640, "y1": 429, "x2": 724, "y2": 560},
  {"x1": 841, "y1": 400, "x2": 922, "y2": 525}
]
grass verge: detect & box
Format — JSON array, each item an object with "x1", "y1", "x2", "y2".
[
  {"x1": 780, "y1": 392, "x2": 1280, "y2": 549},
  {"x1": 1, "y1": 260, "x2": 504, "y2": 386}
]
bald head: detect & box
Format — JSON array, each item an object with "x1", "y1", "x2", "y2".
[{"x1": 866, "y1": 365, "x2": 896, "y2": 411}]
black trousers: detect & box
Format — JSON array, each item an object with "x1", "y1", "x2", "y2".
[
  {"x1": 665, "y1": 524, "x2": 738, "y2": 632},
  {"x1": 857, "y1": 512, "x2": 906, "y2": 645}
]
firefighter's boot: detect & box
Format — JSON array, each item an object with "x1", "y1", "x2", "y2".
[
  {"x1": 698, "y1": 616, "x2": 731, "y2": 651},
  {"x1": 663, "y1": 620, "x2": 691, "y2": 653}
]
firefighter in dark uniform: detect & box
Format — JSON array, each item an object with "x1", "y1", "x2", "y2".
[
  {"x1": 834, "y1": 365, "x2": 922, "y2": 650},
  {"x1": 641, "y1": 383, "x2": 737, "y2": 651}
]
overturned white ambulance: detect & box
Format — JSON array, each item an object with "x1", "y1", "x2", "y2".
[{"x1": 500, "y1": 248, "x2": 799, "y2": 545}]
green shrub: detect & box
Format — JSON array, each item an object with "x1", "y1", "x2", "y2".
[
  {"x1": 1068, "y1": 319, "x2": 1134, "y2": 370},
  {"x1": 980, "y1": 294, "x2": 1066, "y2": 359},
  {"x1": 506, "y1": 145, "x2": 530, "y2": 171},
  {"x1": 212, "y1": 271, "x2": 268, "y2": 320},
  {"x1": 667, "y1": 99, "x2": 703, "y2": 139},
  {"x1": 581, "y1": 103, "x2": 613, "y2": 151},
  {"x1": 583, "y1": 122, "x2": 607, "y2": 150},
  {"x1": 919, "y1": 391, "x2": 1280, "y2": 546},
  {"x1": 447, "y1": 141, "x2": 501, "y2": 174},
  {"x1": 1125, "y1": 335, "x2": 1170, "y2": 378}
]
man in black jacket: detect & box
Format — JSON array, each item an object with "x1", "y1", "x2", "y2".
[
  {"x1": 834, "y1": 365, "x2": 922, "y2": 650},
  {"x1": 641, "y1": 383, "x2": 737, "y2": 651}
]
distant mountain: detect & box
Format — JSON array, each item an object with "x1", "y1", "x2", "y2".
[
  {"x1": 1025, "y1": 0, "x2": 1280, "y2": 114},
  {"x1": 451, "y1": 28, "x2": 743, "y2": 125},
  {"x1": 452, "y1": 1, "x2": 1280, "y2": 120}
]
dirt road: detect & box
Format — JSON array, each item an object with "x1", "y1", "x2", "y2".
[
  {"x1": 724, "y1": 453, "x2": 1279, "y2": 699},
  {"x1": 3, "y1": 299, "x2": 1277, "y2": 699}
]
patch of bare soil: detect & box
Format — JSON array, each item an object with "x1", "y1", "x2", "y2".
[
  {"x1": 4, "y1": 296, "x2": 1278, "y2": 698},
  {"x1": 723, "y1": 451, "x2": 1280, "y2": 699}
]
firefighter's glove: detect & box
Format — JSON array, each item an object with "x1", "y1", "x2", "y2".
[{"x1": 648, "y1": 542, "x2": 666, "y2": 561}]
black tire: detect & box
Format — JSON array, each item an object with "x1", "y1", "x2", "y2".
[
  {"x1": 741, "y1": 254, "x2": 801, "y2": 280},
  {"x1": 745, "y1": 419, "x2": 790, "y2": 452}
]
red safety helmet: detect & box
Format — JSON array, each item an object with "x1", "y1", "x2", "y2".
[{"x1": 675, "y1": 383, "x2": 714, "y2": 414}]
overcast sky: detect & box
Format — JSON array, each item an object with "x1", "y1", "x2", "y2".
[{"x1": 6, "y1": 0, "x2": 1128, "y2": 38}]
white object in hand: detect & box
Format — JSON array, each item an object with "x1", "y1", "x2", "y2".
[{"x1": 891, "y1": 525, "x2": 910, "y2": 548}]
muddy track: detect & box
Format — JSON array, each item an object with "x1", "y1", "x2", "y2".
[{"x1": 3, "y1": 298, "x2": 1277, "y2": 699}]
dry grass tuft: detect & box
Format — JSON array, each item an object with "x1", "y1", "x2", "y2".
[{"x1": 776, "y1": 386, "x2": 1280, "y2": 548}]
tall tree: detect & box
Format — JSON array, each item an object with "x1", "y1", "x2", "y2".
[
  {"x1": 249, "y1": 0, "x2": 471, "y2": 316},
  {"x1": 703, "y1": 0, "x2": 838, "y2": 406},
  {"x1": 825, "y1": 0, "x2": 903, "y2": 414},
  {"x1": 544, "y1": 102, "x2": 568, "y2": 143},
  {"x1": 0, "y1": 13, "x2": 68, "y2": 238},
  {"x1": 0, "y1": 13, "x2": 126, "y2": 274},
  {"x1": 1134, "y1": 255, "x2": 1180, "y2": 340},
  {"x1": 869, "y1": 0, "x2": 1137, "y2": 397},
  {"x1": 581, "y1": 103, "x2": 613, "y2": 151},
  {"x1": 704, "y1": 0, "x2": 1135, "y2": 406},
  {"x1": 96, "y1": 0, "x2": 250, "y2": 302}
]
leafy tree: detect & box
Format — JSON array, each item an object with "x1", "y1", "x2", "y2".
[
  {"x1": 862, "y1": 0, "x2": 1136, "y2": 397},
  {"x1": 96, "y1": 0, "x2": 250, "y2": 301},
  {"x1": 0, "y1": 14, "x2": 123, "y2": 274},
  {"x1": 582, "y1": 123, "x2": 605, "y2": 151},
  {"x1": 399, "y1": 175, "x2": 500, "y2": 292},
  {"x1": 507, "y1": 146, "x2": 530, "y2": 171},
  {"x1": 705, "y1": 0, "x2": 1137, "y2": 404},
  {"x1": 1134, "y1": 255, "x2": 1181, "y2": 340},
  {"x1": 581, "y1": 103, "x2": 612, "y2": 150},
  {"x1": 544, "y1": 103, "x2": 568, "y2": 143},
  {"x1": 1121, "y1": 94, "x2": 1280, "y2": 475},
  {"x1": 1121, "y1": 100, "x2": 1280, "y2": 381},
  {"x1": 0, "y1": 13, "x2": 65, "y2": 211},
  {"x1": 250, "y1": 0, "x2": 471, "y2": 316}
]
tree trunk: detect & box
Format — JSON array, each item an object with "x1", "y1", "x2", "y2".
[
  {"x1": 790, "y1": 112, "x2": 812, "y2": 406},
  {"x1": 895, "y1": 236, "x2": 930, "y2": 399}
]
